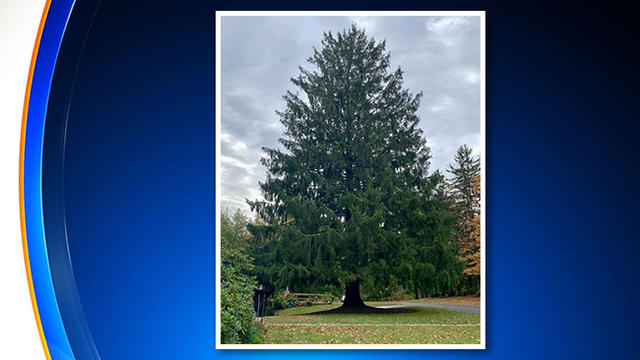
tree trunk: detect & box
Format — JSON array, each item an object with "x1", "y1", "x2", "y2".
[{"x1": 342, "y1": 279, "x2": 366, "y2": 308}]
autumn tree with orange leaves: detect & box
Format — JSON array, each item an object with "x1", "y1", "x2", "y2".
[{"x1": 461, "y1": 174, "x2": 480, "y2": 277}]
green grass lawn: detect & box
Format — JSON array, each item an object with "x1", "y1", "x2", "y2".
[{"x1": 260, "y1": 304, "x2": 480, "y2": 344}]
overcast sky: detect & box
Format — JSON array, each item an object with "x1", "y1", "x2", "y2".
[{"x1": 220, "y1": 15, "x2": 481, "y2": 214}]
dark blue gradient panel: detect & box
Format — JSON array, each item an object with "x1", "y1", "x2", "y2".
[
  {"x1": 45, "y1": 1, "x2": 214, "y2": 359},
  {"x1": 41, "y1": 1, "x2": 639, "y2": 359}
]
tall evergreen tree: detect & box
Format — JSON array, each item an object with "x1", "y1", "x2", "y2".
[
  {"x1": 447, "y1": 144, "x2": 481, "y2": 294},
  {"x1": 447, "y1": 145, "x2": 480, "y2": 242},
  {"x1": 249, "y1": 25, "x2": 437, "y2": 308}
]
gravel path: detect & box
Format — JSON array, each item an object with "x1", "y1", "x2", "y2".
[{"x1": 377, "y1": 302, "x2": 480, "y2": 315}]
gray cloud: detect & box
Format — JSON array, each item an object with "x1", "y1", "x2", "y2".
[{"x1": 220, "y1": 15, "x2": 481, "y2": 214}]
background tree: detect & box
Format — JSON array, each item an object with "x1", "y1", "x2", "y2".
[
  {"x1": 461, "y1": 174, "x2": 481, "y2": 276},
  {"x1": 249, "y1": 25, "x2": 439, "y2": 309},
  {"x1": 447, "y1": 145, "x2": 481, "y2": 294}
]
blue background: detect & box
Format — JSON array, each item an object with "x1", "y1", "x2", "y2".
[{"x1": 38, "y1": 0, "x2": 640, "y2": 359}]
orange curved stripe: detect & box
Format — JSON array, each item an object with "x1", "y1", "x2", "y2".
[{"x1": 20, "y1": 1, "x2": 53, "y2": 359}]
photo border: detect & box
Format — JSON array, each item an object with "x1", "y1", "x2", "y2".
[{"x1": 215, "y1": 10, "x2": 486, "y2": 350}]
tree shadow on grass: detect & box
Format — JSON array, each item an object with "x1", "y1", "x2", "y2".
[{"x1": 309, "y1": 305, "x2": 417, "y2": 315}]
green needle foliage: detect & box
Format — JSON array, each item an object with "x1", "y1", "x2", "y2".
[{"x1": 248, "y1": 25, "x2": 465, "y2": 305}]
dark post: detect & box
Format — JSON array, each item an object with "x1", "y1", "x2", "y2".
[{"x1": 232, "y1": 307, "x2": 239, "y2": 344}]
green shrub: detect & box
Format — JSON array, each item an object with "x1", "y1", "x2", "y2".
[
  {"x1": 322, "y1": 293, "x2": 336, "y2": 304},
  {"x1": 220, "y1": 270, "x2": 255, "y2": 344},
  {"x1": 270, "y1": 293, "x2": 301, "y2": 311},
  {"x1": 271, "y1": 294, "x2": 287, "y2": 310},
  {"x1": 220, "y1": 211, "x2": 257, "y2": 344}
]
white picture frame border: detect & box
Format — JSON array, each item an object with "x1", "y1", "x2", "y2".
[{"x1": 215, "y1": 10, "x2": 486, "y2": 350}]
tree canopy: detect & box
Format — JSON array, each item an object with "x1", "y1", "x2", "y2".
[{"x1": 246, "y1": 25, "x2": 468, "y2": 307}]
